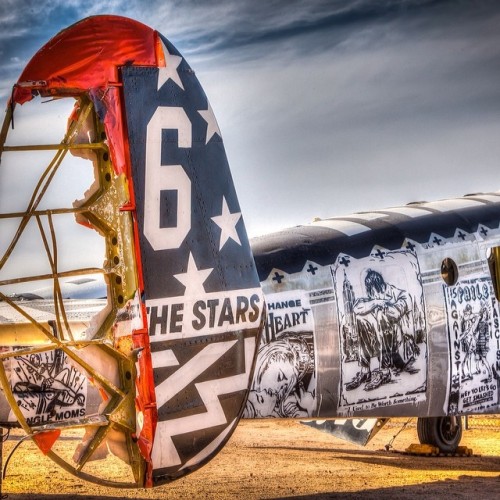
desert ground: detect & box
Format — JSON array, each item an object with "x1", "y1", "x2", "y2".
[{"x1": 0, "y1": 417, "x2": 499, "y2": 499}]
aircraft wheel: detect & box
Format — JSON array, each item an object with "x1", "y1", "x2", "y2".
[{"x1": 417, "y1": 416, "x2": 463, "y2": 453}]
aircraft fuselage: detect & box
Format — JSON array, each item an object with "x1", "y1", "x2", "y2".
[{"x1": 247, "y1": 195, "x2": 500, "y2": 420}]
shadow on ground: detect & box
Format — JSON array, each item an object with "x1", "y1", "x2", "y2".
[
  {"x1": 252, "y1": 444, "x2": 500, "y2": 473},
  {"x1": 3, "y1": 475, "x2": 499, "y2": 500}
]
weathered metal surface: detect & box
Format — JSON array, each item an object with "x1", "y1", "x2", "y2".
[{"x1": 249, "y1": 199, "x2": 500, "y2": 419}]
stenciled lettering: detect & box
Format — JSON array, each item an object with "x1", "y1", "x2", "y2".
[
  {"x1": 148, "y1": 293, "x2": 262, "y2": 336},
  {"x1": 144, "y1": 106, "x2": 192, "y2": 251},
  {"x1": 148, "y1": 304, "x2": 185, "y2": 336}
]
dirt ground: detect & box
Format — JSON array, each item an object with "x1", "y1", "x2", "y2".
[{"x1": 1, "y1": 418, "x2": 499, "y2": 499}]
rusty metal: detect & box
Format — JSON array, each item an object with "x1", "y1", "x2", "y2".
[{"x1": 0, "y1": 95, "x2": 143, "y2": 486}]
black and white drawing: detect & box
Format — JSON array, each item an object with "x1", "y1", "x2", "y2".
[
  {"x1": 333, "y1": 250, "x2": 427, "y2": 413},
  {"x1": 444, "y1": 278, "x2": 499, "y2": 414},
  {"x1": 244, "y1": 290, "x2": 317, "y2": 418},
  {"x1": 11, "y1": 349, "x2": 87, "y2": 425}
]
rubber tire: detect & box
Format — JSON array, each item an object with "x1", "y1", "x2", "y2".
[{"x1": 417, "y1": 416, "x2": 463, "y2": 453}]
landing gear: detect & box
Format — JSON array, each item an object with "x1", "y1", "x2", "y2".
[{"x1": 417, "y1": 416, "x2": 463, "y2": 453}]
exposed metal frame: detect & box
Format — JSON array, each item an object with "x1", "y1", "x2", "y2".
[{"x1": 0, "y1": 96, "x2": 144, "y2": 487}]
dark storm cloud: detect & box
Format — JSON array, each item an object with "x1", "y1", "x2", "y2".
[
  {"x1": 167, "y1": 0, "x2": 443, "y2": 55},
  {"x1": 2, "y1": 1, "x2": 499, "y2": 91}
]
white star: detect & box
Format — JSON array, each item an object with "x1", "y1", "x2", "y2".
[
  {"x1": 157, "y1": 40, "x2": 184, "y2": 91},
  {"x1": 198, "y1": 103, "x2": 222, "y2": 144},
  {"x1": 211, "y1": 197, "x2": 242, "y2": 250},
  {"x1": 174, "y1": 253, "x2": 213, "y2": 296}
]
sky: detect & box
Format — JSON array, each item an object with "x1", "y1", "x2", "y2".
[{"x1": 1, "y1": 0, "x2": 500, "y2": 239}]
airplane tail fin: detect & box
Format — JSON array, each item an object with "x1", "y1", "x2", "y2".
[{"x1": 0, "y1": 15, "x2": 263, "y2": 487}]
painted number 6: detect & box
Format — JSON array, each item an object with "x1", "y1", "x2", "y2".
[{"x1": 144, "y1": 107, "x2": 192, "y2": 251}]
